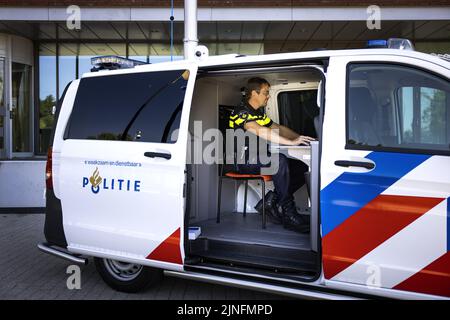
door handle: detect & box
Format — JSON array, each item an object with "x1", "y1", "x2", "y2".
[
  {"x1": 334, "y1": 160, "x2": 375, "y2": 169},
  {"x1": 144, "y1": 151, "x2": 171, "y2": 160}
]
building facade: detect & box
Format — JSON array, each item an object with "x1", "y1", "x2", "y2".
[{"x1": 0, "y1": 1, "x2": 449, "y2": 209}]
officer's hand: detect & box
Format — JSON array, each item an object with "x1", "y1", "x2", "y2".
[{"x1": 290, "y1": 135, "x2": 316, "y2": 146}]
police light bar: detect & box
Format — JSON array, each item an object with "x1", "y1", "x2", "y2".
[
  {"x1": 90, "y1": 55, "x2": 146, "y2": 72},
  {"x1": 387, "y1": 38, "x2": 415, "y2": 51},
  {"x1": 366, "y1": 38, "x2": 415, "y2": 51}
]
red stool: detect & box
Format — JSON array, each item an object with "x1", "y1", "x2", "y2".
[{"x1": 217, "y1": 172, "x2": 272, "y2": 229}]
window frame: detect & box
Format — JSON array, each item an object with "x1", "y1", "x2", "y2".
[{"x1": 345, "y1": 61, "x2": 450, "y2": 156}]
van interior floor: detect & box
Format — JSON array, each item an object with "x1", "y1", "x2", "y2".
[
  {"x1": 188, "y1": 212, "x2": 318, "y2": 276},
  {"x1": 193, "y1": 211, "x2": 310, "y2": 249}
]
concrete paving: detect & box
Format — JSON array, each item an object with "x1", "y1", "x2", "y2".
[{"x1": 0, "y1": 214, "x2": 284, "y2": 300}]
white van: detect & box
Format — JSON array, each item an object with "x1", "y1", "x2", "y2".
[{"x1": 39, "y1": 42, "x2": 450, "y2": 299}]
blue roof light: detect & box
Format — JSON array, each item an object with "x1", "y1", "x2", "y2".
[{"x1": 367, "y1": 39, "x2": 388, "y2": 48}]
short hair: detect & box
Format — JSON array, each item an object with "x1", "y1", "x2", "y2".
[{"x1": 245, "y1": 77, "x2": 270, "y2": 101}]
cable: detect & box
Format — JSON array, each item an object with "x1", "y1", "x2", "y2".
[{"x1": 170, "y1": 0, "x2": 174, "y2": 61}]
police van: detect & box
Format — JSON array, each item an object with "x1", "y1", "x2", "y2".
[{"x1": 39, "y1": 39, "x2": 450, "y2": 299}]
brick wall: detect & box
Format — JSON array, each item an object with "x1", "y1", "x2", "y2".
[{"x1": 0, "y1": 0, "x2": 449, "y2": 7}]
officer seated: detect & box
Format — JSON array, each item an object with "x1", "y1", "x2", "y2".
[{"x1": 229, "y1": 77, "x2": 315, "y2": 233}]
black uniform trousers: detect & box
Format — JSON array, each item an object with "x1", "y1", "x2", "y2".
[{"x1": 236, "y1": 153, "x2": 308, "y2": 207}]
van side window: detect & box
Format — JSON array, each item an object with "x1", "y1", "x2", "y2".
[
  {"x1": 65, "y1": 69, "x2": 189, "y2": 143},
  {"x1": 346, "y1": 63, "x2": 450, "y2": 154},
  {"x1": 277, "y1": 90, "x2": 319, "y2": 138}
]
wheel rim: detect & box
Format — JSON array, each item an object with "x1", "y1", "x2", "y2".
[{"x1": 103, "y1": 259, "x2": 143, "y2": 281}]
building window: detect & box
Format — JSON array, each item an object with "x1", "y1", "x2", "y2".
[
  {"x1": 11, "y1": 62, "x2": 32, "y2": 153},
  {"x1": 58, "y1": 43, "x2": 76, "y2": 99},
  {"x1": 0, "y1": 58, "x2": 5, "y2": 156},
  {"x1": 39, "y1": 43, "x2": 57, "y2": 154}
]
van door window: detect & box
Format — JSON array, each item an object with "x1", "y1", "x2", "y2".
[
  {"x1": 347, "y1": 63, "x2": 450, "y2": 154},
  {"x1": 65, "y1": 69, "x2": 189, "y2": 143},
  {"x1": 277, "y1": 90, "x2": 319, "y2": 138}
]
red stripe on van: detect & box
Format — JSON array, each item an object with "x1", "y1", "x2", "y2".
[
  {"x1": 394, "y1": 252, "x2": 450, "y2": 297},
  {"x1": 146, "y1": 228, "x2": 182, "y2": 265},
  {"x1": 323, "y1": 195, "x2": 444, "y2": 280}
]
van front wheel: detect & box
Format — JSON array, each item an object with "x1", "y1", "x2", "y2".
[{"x1": 94, "y1": 257, "x2": 163, "y2": 293}]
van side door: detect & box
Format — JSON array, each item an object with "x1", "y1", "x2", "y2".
[
  {"x1": 320, "y1": 54, "x2": 450, "y2": 298},
  {"x1": 54, "y1": 64, "x2": 197, "y2": 271}
]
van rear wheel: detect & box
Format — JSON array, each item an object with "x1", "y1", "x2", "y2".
[{"x1": 94, "y1": 257, "x2": 163, "y2": 293}]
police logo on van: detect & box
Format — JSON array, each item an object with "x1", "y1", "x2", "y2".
[
  {"x1": 89, "y1": 168, "x2": 102, "y2": 188},
  {"x1": 82, "y1": 167, "x2": 141, "y2": 194}
]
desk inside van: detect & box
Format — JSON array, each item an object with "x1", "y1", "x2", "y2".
[{"x1": 269, "y1": 145, "x2": 311, "y2": 167}]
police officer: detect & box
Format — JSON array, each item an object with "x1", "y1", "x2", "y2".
[{"x1": 229, "y1": 77, "x2": 315, "y2": 232}]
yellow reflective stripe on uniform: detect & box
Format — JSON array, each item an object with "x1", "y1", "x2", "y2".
[
  {"x1": 235, "y1": 118, "x2": 245, "y2": 125},
  {"x1": 229, "y1": 110, "x2": 272, "y2": 128},
  {"x1": 256, "y1": 115, "x2": 272, "y2": 126},
  {"x1": 247, "y1": 114, "x2": 259, "y2": 120}
]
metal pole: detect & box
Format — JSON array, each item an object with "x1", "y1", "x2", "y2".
[{"x1": 184, "y1": 0, "x2": 198, "y2": 60}]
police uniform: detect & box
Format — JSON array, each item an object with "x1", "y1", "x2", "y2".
[
  {"x1": 229, "y1": 102, "x2": 273, "y2": 129},
  {"x1": 229, "y1": 102, "x2": 308, "y2": 207}
]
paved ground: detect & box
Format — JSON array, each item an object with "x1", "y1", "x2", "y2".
[{"x1": 0, "y1": 214, "x2": 284, "y2": 300}]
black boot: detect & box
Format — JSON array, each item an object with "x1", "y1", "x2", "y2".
[
  {"x1": 281, "y1": 201, "x2": 310, "y2": 233},
  {"x1": 254, "y1": 191, "x2": 283, "y2": 225}
]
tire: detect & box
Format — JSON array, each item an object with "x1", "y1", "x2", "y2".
[{"x1": 94, "y1": 257, "x2": 163, "y2": 293}]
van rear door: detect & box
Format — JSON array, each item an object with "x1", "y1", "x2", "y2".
[
  {"x1": 320, "y1": 53, "x2": 450, "y2": 298},
  {"x1": 56, "y1": 63, "x2": 197, "y2": 271}
]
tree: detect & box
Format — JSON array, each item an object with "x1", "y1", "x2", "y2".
[
  {"x1": 421, "y1": 89, "x2": 445, "y2": 144},
  {"x1": 40, "y1": 94, "x2": 56, "y2": 129}
]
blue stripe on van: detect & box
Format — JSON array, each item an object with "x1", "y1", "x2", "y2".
[{"x1": 321, "y1": 152, "x2": 430, "y2": 237}]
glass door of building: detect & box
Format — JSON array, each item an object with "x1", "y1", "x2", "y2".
[
  {"x1": 11, "y1": 62, "x2": 33, "y2": 157},
  {"x1": 0, "y1": 58, "x2": 6, "y2": 158}
]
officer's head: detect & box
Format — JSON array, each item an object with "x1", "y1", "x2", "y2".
[{"x1": 245, "y1": 77, "x2": 271, "y2": 108}]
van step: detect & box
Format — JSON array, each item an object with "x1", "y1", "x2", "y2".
[
  {"x1": 191, "y1": 250, "x2": 316, "y2": 273},
  {"x1": 189, "y1": 238, "x2": 317, "y2": 273}
]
